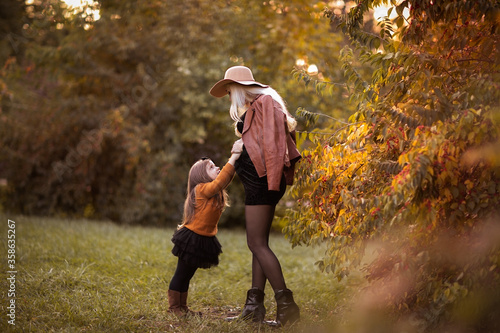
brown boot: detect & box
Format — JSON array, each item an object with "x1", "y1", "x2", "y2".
[
  {"x1": 167, "y1": 290, "x2": 184, "y2": 316},
  {"x1": 180, "y1": 291, "x2": 202, "y2": 316}
]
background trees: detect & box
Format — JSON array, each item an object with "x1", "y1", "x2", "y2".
[
  {"x1": 0, "y1": 0, "x2": 349, "y2": 225},
  {"x1": 285, "y1": 0, "x2": 500, "y2": 330}
]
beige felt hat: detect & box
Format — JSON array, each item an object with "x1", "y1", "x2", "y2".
[{"x1": 209, "y1": 66, "x2": 269, "y2": 97}]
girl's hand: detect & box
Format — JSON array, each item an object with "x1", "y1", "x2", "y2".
[
  {"x1": 231, "y1": 139, "x2": 243, "y2": 155},
  {"x1": 228, "y1": 139, "x2": 243, "y2": 166}
]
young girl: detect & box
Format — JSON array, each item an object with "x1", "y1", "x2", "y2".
[{"x1": 167, "y1": 139, "x2": 243, "y2": 316}]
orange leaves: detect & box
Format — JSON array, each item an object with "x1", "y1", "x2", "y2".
[{"x1": 282, "y1": 0, "x2": 500, "y2": 330}]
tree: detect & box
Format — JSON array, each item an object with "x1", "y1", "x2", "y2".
[
  {"x1": 0, "y1": 0, "x2": 351, "y2": 226},
  {"x1": 285, "y1": 0, "x2": 500, "y2": 330}
]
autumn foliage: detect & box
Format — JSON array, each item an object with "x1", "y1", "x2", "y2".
[
  {"x1": 285, "y1": 0, "x2": 499, "y2": 330},
  {"x1": 0, "y1": 0, "x2": 341, "y2": 226}
]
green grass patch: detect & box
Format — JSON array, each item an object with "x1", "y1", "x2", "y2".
[{"x1": 0, "y1": 215, "x2": 363, "y2": 332}]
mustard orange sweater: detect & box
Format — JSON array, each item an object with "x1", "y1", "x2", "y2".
[{"x1": 183, "y1": 163, "x2": 235, "y2": 237}]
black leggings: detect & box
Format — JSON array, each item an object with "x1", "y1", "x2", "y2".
[
  {"x1": 245, "y1": 205, "x2": 287, "y2": 293},
  {"x1": 169, "y1": 259, "x2": 198, "y2": 293}
]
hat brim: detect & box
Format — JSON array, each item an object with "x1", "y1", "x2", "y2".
[{"x1": 209, "y1": 79, "x2": 269, "y2": 98}]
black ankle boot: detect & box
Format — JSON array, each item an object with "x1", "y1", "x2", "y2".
[
  {"x1": 266, "y1": 289, "x2": 300, "y2": 327},
  {"x1": 226, "y1": 287, "x2": 266, "y2": 323}
]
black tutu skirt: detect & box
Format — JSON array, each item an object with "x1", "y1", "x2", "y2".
[
  {"x1": 171, "y1": 227, "x2": 222, "y2": 269},
  {"x1": 235, "y1": 147, "x2": 286, "y2": 206}
]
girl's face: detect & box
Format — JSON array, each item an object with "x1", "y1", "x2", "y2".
[{"x1": 206, "y1": 160, "x2": 220, "y2": 180}]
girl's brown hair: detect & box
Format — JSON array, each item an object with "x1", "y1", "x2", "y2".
[{"x1": 180, "y1": 159, "x2": 229, "y2": 227}]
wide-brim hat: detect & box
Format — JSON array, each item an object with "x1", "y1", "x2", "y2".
[{"x1": 209, "y1": 66, "x2": 269, "y2": 97}]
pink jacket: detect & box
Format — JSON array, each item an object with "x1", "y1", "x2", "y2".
[{"x1": 241, "y1": 94, "x2": 301, "y2": 191}]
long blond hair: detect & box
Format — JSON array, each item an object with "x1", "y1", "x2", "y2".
[
  {"x1": 227, "y1": 84, "x2": 297, "y2": 134},
  {"x1": 180, "y1": 159, "x2": 229, "y2": 227}
]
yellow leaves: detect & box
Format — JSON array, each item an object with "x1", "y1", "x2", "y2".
[
  {"x1": 346, "y1": 162, "x2": 361, "y2": 178},
  {"x1": 436, "y1": 168, "x2": 447, "y2": 184},
  {"x1": 447, "y1": 165, "x2": 459, "y2": 186},
  {"x1": 334, "y1": 222, "x2": 344, "y2": 235},
  {"x1": 426, "y1": 165, "x2": 434, "y2": 176},
  {"x1": 288, "y1": 72, "x2": 498, "y2": 287},
  {"x1": 291, "y1": 0, "x2": 500, "y2": 326},
  {"x1": 398, "y1": 153, "x2": 409, "y2": 165},
  {"x1": 443, "y1": 188, "x2": 453, "y2": 201}
]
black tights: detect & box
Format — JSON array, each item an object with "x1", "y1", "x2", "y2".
[
  {"x1": 169, "y1": 259, "x2": 198, "y2": 292},
  {"x1": 245, "y1": 205, "x2": 286, "y2": 293}
]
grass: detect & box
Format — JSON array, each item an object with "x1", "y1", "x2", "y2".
[{"x1": 0, "y1": 214, "x2": 363, "y2": 332}]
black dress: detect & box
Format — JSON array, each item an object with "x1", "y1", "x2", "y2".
[
  {"x1": 235, "y1": 113, "x2": 286, "y2": 206},
  {"x1": 171, "y1": 227, "x2": 222, "y2": 269}
]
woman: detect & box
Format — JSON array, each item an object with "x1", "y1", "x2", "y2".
[{"x1": 209, "y1": 66, "x2": 301, "y2": 326}]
